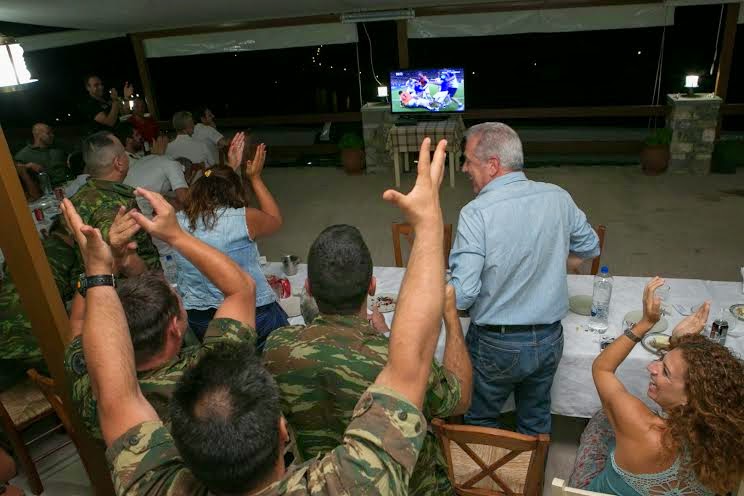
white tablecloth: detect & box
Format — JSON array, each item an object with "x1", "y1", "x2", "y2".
[{"x1": 268, "y1": 263, "x2": 744, "y2": 418}]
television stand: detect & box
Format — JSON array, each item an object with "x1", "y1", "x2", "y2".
[{"x1": 394, "y1": 114, "x2": 451, "y2": 125}]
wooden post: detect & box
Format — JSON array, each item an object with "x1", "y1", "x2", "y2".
[
  {"x1": 130, "y1": 34, "x2": 160, "y2": 121},
  {"x1": 714, "y1": 2, "x2": 739, "y2": 102},
  {"x1": 0, "y1": 126, "x2": 115, "y2": 495},
  {"x1": 396, "y1": 20, "x2": 410, "y2": 69}
]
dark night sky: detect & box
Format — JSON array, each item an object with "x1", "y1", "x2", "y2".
[{"x1": 0, "y1": 5, "x2": 741, "y2": 132}]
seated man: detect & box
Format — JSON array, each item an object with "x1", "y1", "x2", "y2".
[
  {"x1": 14, "y1": 123, "x2": 71, "y2": 187},
  {"x1": 64, "y1": 137, "x2": 449, "y2": 495},
  {"x1": 264, "y1": 226, "x2": 472, "y2": 495},
  {"x1": 69, "y1": 131, "x2": 161, "y2": 281},
  {"x1": 192, "y1": 106, "x2": 227, "y2": 166},
  {"x1": 64, "y1": 189, "x2": 257, "y2": 440},
  {"x1": 166, "y1": 111, "x2": 213, "y2": 168}
]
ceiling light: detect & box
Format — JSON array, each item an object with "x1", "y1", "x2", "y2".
[
  {"x1": 341, "y1": 9, "x2": 414, "y2": 23},
  {"x1": 0, "y1": 35, "x2": 38, "y2": 93}
]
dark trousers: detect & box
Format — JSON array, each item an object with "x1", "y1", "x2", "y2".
[{"x1": 187, "y1": 301, "x2": 289, "y2": 351}]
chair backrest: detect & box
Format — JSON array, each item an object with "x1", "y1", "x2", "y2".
[
  {"x1": 26, "y1": 369, "x2": 77, "y2": 437},
  {"x1": 590, "y1": 225, "x2": 607, "y2": 276},
  {"x1": 432, "y1": 418, "x2": 550, "y2": 496},
  {"x1": 392, "y1": 222, "x2": 453, "y2": 268},
  {"x1": 551, "y1": 478, "x2": 615, "y2": 496}
]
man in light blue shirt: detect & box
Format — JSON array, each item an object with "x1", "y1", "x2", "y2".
[{"x1": 449, "y1": 122, "x2": 599, "y2": 434}]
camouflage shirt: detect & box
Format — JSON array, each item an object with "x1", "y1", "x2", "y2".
[
  {"x1": 64, "y1": 318, "x2": 256, "y2": 440},
  {"x1": 106, "y1": 385, "x2": 425, "y2": 495},
  {"x1": 68, "y1": 179, "x2": 161, "y2": 280},
  {"x1": 263, "y1": 314, "x2": 462, "y2": 496},
  {"x1": 0, "y1": 230, "x2": 76, "y2": 391}
]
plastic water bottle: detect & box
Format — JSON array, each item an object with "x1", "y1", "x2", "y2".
[
  {"x1": 589, "y1": 266, "x2": 613, "y2": 333},
  {"x1": 162, "y1": 255, "x2": 178, "y2": 288}
]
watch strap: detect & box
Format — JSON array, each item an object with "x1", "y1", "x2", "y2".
[
  {"x1": 85, "y1": 275, "x2": 115, "y2": 291},
  {"x1": 624, "y1": 325, "x2": 642, "y2": 343}
]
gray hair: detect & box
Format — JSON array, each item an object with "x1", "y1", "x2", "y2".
[
  {"x1": 82, "y1": 131, "x2": 125, "y2": 177},
  {"x1": 172, "y1": 111, "x2": 193, "y2": 132},
  {"x1": 465, "y1": 122, "x2": 524, "y2": 170}
]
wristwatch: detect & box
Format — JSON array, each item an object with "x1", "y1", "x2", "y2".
[
  {"x1": 623, "y1": 324, "x2": 642, "y2": 343},
  {"x1": 76, "y1": 273, "x2": 116, "y2": 297}
]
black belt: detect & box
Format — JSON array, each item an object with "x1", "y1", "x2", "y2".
[{"x1": 477, "y1": 322, "x2": 559, "y2": 333}]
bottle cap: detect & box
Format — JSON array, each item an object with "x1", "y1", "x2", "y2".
[
  {"x1": 166, "y1": 255, "x2": 173, "y2": 260},
  {"x1": 600, "y1": 266, "x2": 609, "y2": 274}
]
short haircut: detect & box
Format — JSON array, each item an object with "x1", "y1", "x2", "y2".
[
  {"x1": 170, "y1": 343, "x2": 281, "y2": 494},
  {"x1": 172, "y1": 111, "x2": 193, "y2": 132},
  {"x1": 117, "y1": 271, "x2": 181, "y2": 364},
  {"x1": 114, "y1": 121, "x2": 136, "y2": 144},
  {"x1": 307, "y1": 225, "x2": 373, "y2": 314},
  {"x1": 81, "y1": 131, "x2": 124, "y2": 178},
  {"x1": 465, "y1": 122, "x2": 524, "y2": 170},
  {"x1": 193, "y1": 105, "x2": 210, "y2": 123},
  {"x1": 83, "y1": 73, "x2": 99, "y2": 87}
]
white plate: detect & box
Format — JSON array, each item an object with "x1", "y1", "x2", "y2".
[
  {"x1": 623, "y1": 310, "x2": 668, "y2": 333},
  {"x1": 368, "y1": 293, "x2": 397, "y2": 313},
  {"x1": 642, "y1": 332, "x2": 671, "y2": 356}
]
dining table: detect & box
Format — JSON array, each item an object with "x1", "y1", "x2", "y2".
[{"x1": 266, "y1": 262, "x2": 744, "y2": 418}]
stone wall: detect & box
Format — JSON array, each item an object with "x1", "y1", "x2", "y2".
[{"x1": 666, "y1": 94, "x2": 722, "y2": 175}]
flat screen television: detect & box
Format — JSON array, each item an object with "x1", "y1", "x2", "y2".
[{"x1": 389, "y1": 68, "x2": 465, "y2": 114}]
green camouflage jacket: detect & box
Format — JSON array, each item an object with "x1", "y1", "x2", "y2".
[
  {"x1": 106, "y1": 385, "x2": 425, "y2": 495},
  {"x1": 68, "y1": 179, "x2": 161, "y2": 279},
  {"x1": 263, "y1": 314, "x2": 461, "y2": 496},
  {"x1": 64, "y1": 317, "x2": 256, "y2": 440},
  {"x1": 0, "y1": 230, "x2": 76, "y2": 391}
]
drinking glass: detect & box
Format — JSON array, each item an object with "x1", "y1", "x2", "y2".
[{"x1": 655, "y1": 285, "x2": 671, "y2": 316}]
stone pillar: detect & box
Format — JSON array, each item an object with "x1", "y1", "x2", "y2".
[
  {"x1": 361, "y1": 102, "x2": 395, "y2": 174},
  {"x1": 666, "y1": 94, "x2": 722, "y2": 174}
]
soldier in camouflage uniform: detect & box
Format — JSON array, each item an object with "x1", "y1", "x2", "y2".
[
  {"x1": 67, "y1": 138, "x2": 451, "y2": 495},
  {"x1": 264, "y1": 226, "x2": 472, "y2": 495},
  {"x1": 68, "y1": 131, "x2": 161, "y2": 285},
  {"x1": 0, "y1": 223, "x2": 76, "y2": 391}
]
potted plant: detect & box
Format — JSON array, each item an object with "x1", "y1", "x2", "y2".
[
  {"x1": 338, "y1": 132, "x2": 365, "y2": 175},
  {"x1": 712, "y1": 139, "x2": 744, "y2": 174},
  {"x1": 640, "y1": 128, "x2": 672, "y2": 176}
]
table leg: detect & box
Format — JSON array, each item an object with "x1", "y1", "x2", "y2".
[
  {"x1": 403, "y1": 151, "x2": 410, "y2": 172},
  {"x1": 393, "y1": 152, "x2": 401, "y2": 189},
  {"x1": 449, "y1": 150, "x2": 455, "y2": 188}
]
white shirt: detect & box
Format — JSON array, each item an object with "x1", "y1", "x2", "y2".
[
  {"x1": 192, "y1": 123, "x2": 224, "y2": 166},
  {"x1": 63, "y1": 174, "x2": 90, "y2": 198},
  {"x1": 166, "y1": 134, "x2": 213, "y2": 166},
  {"x1": 124, "y1": 155, "x2": 188, "y2": 217}
]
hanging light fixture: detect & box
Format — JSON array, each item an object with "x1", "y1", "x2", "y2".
[{"x1": 0, "y1": 35, "x2": 38, "y2": 93}]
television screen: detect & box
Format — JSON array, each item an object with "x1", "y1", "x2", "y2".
[{"x1": 389, "y1": 68, "x2": 465, "y2": 114}]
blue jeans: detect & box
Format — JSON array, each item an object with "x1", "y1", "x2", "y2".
[
  {"x1": 465, "y1": 321, "x2": 564, "y2": 435},
  {"x1": 187, "y1": 302, "x2": 289, "y2": 351}
]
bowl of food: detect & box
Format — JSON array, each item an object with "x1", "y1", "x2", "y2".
[{"x1": 642, "y1": 333, "x2": 671, "y2": 355}]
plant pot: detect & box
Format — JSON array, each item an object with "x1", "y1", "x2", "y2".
[
  {"x1": 341, "y1": 149, "x2": 365, "y2": 175},
  {"x1": 640, "y1": 145, "x2": 670, "y2": 176}
]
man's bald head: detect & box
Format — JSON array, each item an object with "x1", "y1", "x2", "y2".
[{"x1": 31, "y1": 123, "x2": 54, "y2": 147}]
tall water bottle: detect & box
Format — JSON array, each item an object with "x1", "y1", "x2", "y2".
[
  {"x1": 589, "y1": 266, "x2": 613, "y2": 333},
  {"x1": 162, "y1": 255, "x2": 178, "y2": 288}
]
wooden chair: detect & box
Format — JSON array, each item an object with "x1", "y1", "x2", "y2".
[
  {"x1": 432, "y1": 418, "x2": 550, "y2": 496},
  {"x1": 551, "y1": 478, "x2": 613, "y2": 496},
  {"x1": 589, "y1": 225, "x2": 607, "y2": 276},
  {"x1": 392, "y1": 222, "x2": 453, "y2": 268},
  {"x1": 0, "y1": 373, "x2": 71, "y2": 494}
]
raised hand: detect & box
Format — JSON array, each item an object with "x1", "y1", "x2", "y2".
[
  {"x1": 109, "y1": 206, "x2": 140, "y2": 260},
  {"x1": 641, "y1": 277, "x2": 665, "y2": 327},
  {"x1": 245, "y1": 143, "x2": 266, "y2": 179},
  {"x1": 672, "y1": 302, "x2": 711, "y2": 341},
  {"x1": 383, "y1": 138, "x2": 446, "y2": 229},
  {"x1": 150, "y1": 136, "x2": 168, "y2": 156},
  {"x1": 227, "y1": 132, "x2": 246, "y2": 171},
  {"x1": 60, "y1": 199, "x2": 114, "y2": 275},
  {"x1": 131, "y1": 188, "x2": 182, "y2": 243},
  {"x1": 368, "y1": 304, "x2": 389, "y2": 333},
  {"x1": 123, "y1": 82, "x2": 134, "y2": 100},
  {"x1": 109, "y1": 88, "x2": 119, "y2": 101}
]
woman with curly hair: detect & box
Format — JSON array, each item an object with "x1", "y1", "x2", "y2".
[
  {"x1": 570, "y1": 277, "x2": 744, "y2": 495},
  {"x1": 174, "y1": 133, "x2": 288, "y2": 347}
]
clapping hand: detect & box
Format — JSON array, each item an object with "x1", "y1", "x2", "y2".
[
  {"x1": 672, "y1": 302, "x2": 710, "y2": 342},
  {"x1": 245, "y1": 143, "x2": 266, "y2": 179},
  {"x1": 227, "y1": 132, "x2": 246, "y2": 171},
  {"x1": 131, "y1": 188, "x2": 183, "y2": 244},
  {"x1": 109, "y1": 206, "x2": 140, "y2": 261},
  {"x1": 641, "y1": 277, "x2": 665, "y2": 327},
  {"x1": 123, "y1": 82, "x2": 134, "y2": 100},
  {"x1": 383, "y1": 137, "x2": 446, "y2": 229},
  {"x1": 60, "y1": 199, "x2": 114, "y2": 276},
  {"x1": 150, "y1": 136, "x2": 168, "y2": 156}
]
